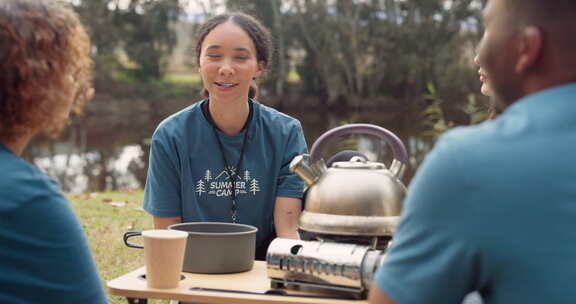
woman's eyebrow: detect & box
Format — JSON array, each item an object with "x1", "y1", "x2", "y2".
[
  {"x1": 205, "y1": 45, "x2": 250, "y2": 53},
  {"x1": 233, "y1": 47, "x2": 250, "y2": 53}
]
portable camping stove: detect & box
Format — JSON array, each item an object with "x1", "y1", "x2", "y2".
[{"x1": 266, "y1": 237, "x2": 387, "y2": 299}]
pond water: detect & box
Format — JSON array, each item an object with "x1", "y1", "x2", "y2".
[{"x1": 25, "y1": 104, "x2": 436, "y2": 193}]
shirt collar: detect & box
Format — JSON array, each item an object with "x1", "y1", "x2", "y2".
[{"x1": 504, "y1": 82, "x2": 576, "y2": 115}]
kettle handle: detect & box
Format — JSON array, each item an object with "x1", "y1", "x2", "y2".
[{"x1": 310, "y1": 124, "x2": 408, "y2": 177}]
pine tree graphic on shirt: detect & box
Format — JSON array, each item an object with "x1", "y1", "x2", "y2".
[
  {"x1": 250, "y1": 179, "x2": 260, "y2": 195},
  {"x1": 196, "y1": 179, "x2": 206, "y2": 196},
  {"x1": 196, "y1": 167, "x2": 260, "y2": 198}
]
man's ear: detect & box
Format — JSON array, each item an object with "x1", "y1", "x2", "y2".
[{"x1": 515, "y1": 26, "x2": 543, "y2": 73}]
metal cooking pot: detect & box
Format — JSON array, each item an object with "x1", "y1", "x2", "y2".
[
  {"x1": 168, "y1": 222, "x2": 257, "y2": 274},
  {"x1": 290, "y1": 124, "x2": 408, "y2": 236}
]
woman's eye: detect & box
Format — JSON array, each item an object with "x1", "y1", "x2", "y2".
[
  {"x1": 235, "y1": 56, "x2": 248, "y2": 60},
  {"x1": 207, "y1": 54, "x2": 221, "y2": 59}
]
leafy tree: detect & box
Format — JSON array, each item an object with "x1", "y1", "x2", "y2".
[
  {"x1": 115, "y1": 0, "x2": 183, "y2": 81},
  {"x1": 72, "y1": 0, "x2": 124, "y2": 88}
]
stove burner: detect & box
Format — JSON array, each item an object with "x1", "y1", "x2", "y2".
[{"x1": 266, "y1": 238, "x2": 387, "y2": 300}]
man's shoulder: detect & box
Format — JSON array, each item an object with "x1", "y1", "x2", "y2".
[
  {"x1": 437, "y1": 121, "x2": 499, "y2": 155},
  {"x1": 445, "y1": 118, "x2": 498, "y2": 141},
  {"x1": 423, "y1": 120, "x2": 511, "y2": 178}
]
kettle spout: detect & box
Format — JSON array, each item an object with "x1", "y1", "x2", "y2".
[{"x1": 289, "y1": 154, "x2": 326, "y2": 186}]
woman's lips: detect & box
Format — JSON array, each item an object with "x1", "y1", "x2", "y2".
[{"x1": 215, "y1": 82, "x2": 238, "y2": 88}]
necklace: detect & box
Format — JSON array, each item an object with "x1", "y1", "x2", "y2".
[{"x1": 203, "y1": 99, "x2": 253, "y2": 223}]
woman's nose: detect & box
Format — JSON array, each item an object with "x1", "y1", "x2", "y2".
[{"x1": 218, "y1": 59, "x2": 234, "y2": 76}]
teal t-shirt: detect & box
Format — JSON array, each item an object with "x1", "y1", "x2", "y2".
[
  {"x1": 143, "y1": 99, "x2": 307, "y2": 252},
  {"x1": 375, "y1": 83, "x2": 576, "y2": 304},
  {"x1": 0, "y1": 144, "x2": 107, "y2": 304}
]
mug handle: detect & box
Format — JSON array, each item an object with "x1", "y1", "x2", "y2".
[{"x1": 123, "y1": 231, "x2": 144, "y2": 249}]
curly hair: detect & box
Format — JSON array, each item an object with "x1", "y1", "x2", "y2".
[{"x1": 0, "y1": 0, "x2": 93, "y2": 143}]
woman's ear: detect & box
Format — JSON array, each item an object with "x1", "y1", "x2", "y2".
[
  {"x1": 515, "y1": 26, "x2": 543, "y2": 74},
  {"x1": 254, "y1": 61, "x2": 266, "y2": 78}
]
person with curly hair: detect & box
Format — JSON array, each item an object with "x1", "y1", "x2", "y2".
[{"x1": 0, "y1": 0, "x2": 107, "y2": 302}]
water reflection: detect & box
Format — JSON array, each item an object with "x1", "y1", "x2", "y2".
[{"x1": 24, "y1": 105, "x2": 435, "y2": 193}]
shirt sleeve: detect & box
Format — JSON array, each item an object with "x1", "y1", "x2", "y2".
[
  {"x1": 0, "y1": 180, "x2": 107, "y2": 303},
  {"x1": 374, "y1": 134, "x2": 481, "y2": 304},
  {"x1": 276, "y1": 120, "x2": 308, "y2": 198},
  {"x1": 143, "y1": 127, "x2": 183, "y2": 217}
]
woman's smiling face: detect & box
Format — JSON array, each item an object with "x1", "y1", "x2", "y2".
[{"x1": 198, "y1": 21, "x2": 264, "y2": 103}]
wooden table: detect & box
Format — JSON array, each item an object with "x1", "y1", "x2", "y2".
[{"x1": 107, "y1": 261, "x2": 367, "y2": 304}]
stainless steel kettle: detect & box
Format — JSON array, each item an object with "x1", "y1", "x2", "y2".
[{"x1": 290, "y1": 124, "x2": 408, "y2": 237}]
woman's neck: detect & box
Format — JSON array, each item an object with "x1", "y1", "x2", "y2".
[{"x1": 208, "y1": 97, "x2": 250, "y2": 135}]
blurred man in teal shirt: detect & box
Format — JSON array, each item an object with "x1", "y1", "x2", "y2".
[{"x1": 370, "y1": 1, "x2": 576, "y2": 303}]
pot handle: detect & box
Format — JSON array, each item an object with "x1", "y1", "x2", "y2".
[
  {"x1": 309, "y1": 123, "x2": 408, "y2": 177},
  {"x1": 123, "y1": 231, "x2": 144, "y2": 249}
]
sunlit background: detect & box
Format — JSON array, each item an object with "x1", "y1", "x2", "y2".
[{"x1": 25, "y1": 0, "x2": 490, "y2": 193}]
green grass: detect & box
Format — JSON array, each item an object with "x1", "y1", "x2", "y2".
[
  {"x1": 163, "y1": 72, "x2": 202, "y2": 85},
  {"x1": 68, "y1": 190, "x2": 169, "y2": 304}
]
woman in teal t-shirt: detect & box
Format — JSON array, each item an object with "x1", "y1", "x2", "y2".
[{"x1": 143, "y1": 12, "x2": 307, "y2": 260}]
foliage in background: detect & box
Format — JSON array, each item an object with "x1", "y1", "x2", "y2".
[
  {"x1": 26, "y1": 0, "x2": 492, "y2": 191},
  {"x1": 75, "y1": 0, "x2": 183, "y2": 83},
  {"x1": 115, "y1": 0, "x2": 182, "y2": 81}
]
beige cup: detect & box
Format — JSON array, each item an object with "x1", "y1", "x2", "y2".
[{"x1": 124, "y1": 229, "x2": 188, "y2": 288}]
